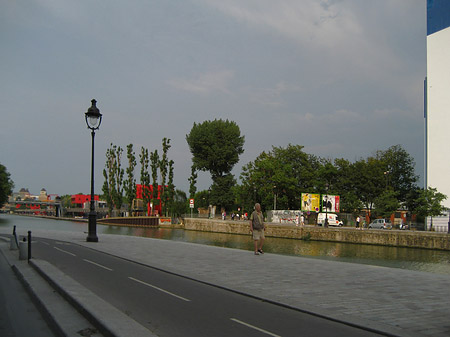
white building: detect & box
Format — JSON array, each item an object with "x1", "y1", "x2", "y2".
[
  {"x1": 426, "y1": 0, "x2": 450, "y2": 209},
  {"x1": 426, "y1": 0, "x2": 450, "y2": 231}
]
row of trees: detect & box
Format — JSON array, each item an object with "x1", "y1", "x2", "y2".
[
  {"x1": 102, "y1": 138, "x2": 182, "y2": 217},
  {"x1": 231, "y1": 144, "x2": 446, "y2": 222},
  {"x1": 184, "y1": 118, "x2": 446, "y2": 223}
]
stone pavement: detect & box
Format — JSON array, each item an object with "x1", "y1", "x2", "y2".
[{"x1": 2, "y1": 227, "x2": 450, "y2": 337}]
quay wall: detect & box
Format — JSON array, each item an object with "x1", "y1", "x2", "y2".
[{"x1": 184, "y1": 218, "x2": 450, "y2": 251}]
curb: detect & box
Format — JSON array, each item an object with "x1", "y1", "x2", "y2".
[{"x1": 29, "y1": 259, "x2": 157, "y2": 337}]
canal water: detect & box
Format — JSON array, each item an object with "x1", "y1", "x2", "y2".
[{"x1": 2, "y1": 214, "x2": 450, "y2": 275}]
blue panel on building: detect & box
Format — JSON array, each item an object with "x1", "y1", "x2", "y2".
[{"x1": 427, "y1": 0, "x2": 450, "y2": 35}]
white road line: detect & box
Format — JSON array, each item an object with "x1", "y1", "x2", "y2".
[
  {"x1": 83, "y1": 259, "x2": 113, "y2": 271},
  {"x1": 230, "y1": 318, "x2": 282, "y2": 337},
  {"x1": 53, "y1": 247, "x2": 76, "y2": 256},
  {"x1": 40, "y1": 241, "x2": 50, "y2": 246},
  {"x1": 128, "y1": 277, "x2": 191, "y2": 302}
]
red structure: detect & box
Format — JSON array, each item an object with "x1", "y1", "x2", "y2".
[
  {"x1": 136, "y1": 184, "x2": 162, "y2": 215},
  {"x1": 71, "y1": 194, "x2": 99, "y2": 208}
]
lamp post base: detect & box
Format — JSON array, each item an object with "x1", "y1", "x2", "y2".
[
  {"x1": 86, "y1": 212, "x2": 98, "y2": 242},
  {"x1": 86, "y1": 234, "x2": 98, "y2": 242}
]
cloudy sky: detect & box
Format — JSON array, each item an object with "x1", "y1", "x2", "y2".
[{"x1": 1, "y1": 0, "x2": 426, "y2": 197}]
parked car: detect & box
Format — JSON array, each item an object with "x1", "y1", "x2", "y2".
[
  {"x1": 368, "y1": 219, "x2": 392, "y2": 229},
  {"x1": 317, "y1": 213, "x2": 343, "y2": 227}
]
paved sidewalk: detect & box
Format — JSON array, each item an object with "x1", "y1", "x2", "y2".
[{"x1": 2, "y1": 228, "x2": 450, "y2": 337}]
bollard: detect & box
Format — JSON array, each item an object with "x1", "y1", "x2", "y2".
[
  {"x1": 19, "y1": 238, "x2": 27, "y2": 260},
  {"x1": 10, "y1": 225, "x2": 19, "y2": 250},
  {"x1": 28, "y1": 231, "x2": 32, "y2": 261}
]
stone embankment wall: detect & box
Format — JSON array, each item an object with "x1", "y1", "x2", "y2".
[{"x1": 184, "y1": 218, "x2": 450, "y2": 251}]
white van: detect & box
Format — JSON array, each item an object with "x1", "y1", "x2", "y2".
[{"x1": 317, "y1": 213, "x2": 343, "y2": 227}]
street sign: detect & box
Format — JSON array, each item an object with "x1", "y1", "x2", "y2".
[{"x1": 189, "y1": 198, "x2": 194, "y2": 208}]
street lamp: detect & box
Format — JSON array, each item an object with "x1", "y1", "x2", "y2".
[
  {"x1": 208, "y1": 187, "x2": 211, "y2": 219},
  {"x1": 85, "y1": 99, "x2": 102, "y2": 242}
]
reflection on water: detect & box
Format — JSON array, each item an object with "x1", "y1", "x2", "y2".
[{"x1": 2, "y1": 214, "x2": 450, "y2": 274}]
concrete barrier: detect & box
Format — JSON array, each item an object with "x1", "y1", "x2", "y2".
[{"x1": 184, "y1": 218, "x2": 450, "y2": 251}]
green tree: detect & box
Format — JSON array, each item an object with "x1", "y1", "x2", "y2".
[
  {"x1": 140, "y1": 147, "x2": 151, "y2": 215},
  {"x1": 376, "y1": 145, "x2": 418, "y2": 202},
  {"x1": 373, "y1": 189, "x2": 400, "y2": 219},
  {"x1": 240, "y1": 144, "x2": 320, "y2": 211},
  {"x1": 186, "y1": 119, "x2": 245, "y2": 210},
  {"x1": 414, "y1": 187, "x2": 447, "y2": 230},
  {"x1": 159, "y1": 138, "x2": 171, "y2": 216},
  {"x1": 150, "y1": 149, "x2": 159, "y2": 215},
  {"x1": 102, "y1": 144, "x2": 124, "y2": 215},
  {"x1": 333, "y1": 158, "x2": 364, "y2": 214},
  {"x1": 124, "y1": 144, "x2": 137, "y2": 216},
  {"x1": 193, "y1": 190, "x2": 211, "y2": 210},
  {"x1": 167, "y1": 160, "x2": 175, "y2": 217},
  {"x1": 188, "y1": 165, "x2": 198, "y2": 199},
  {"x1": 172, "y1": 189, "x2": 188, "y2": 217},
  {"x1": 0, "y1": 163, "x2": 14, "y2": 208},
  {"x1": 59, "y1": 194, "x2": 72, "y2": 208},
  {"x1": 352, "y1": 157, "x2": 385, "y2": 221}
]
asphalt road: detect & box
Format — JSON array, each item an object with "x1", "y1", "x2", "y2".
[
  {"x1": 33, "y1": 237, "x2": 382, "y2": 337},
  {"x1": 0, "y1": 246, "x2": 56, "y2": 337}
]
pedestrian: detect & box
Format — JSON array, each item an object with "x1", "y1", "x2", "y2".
[
  {"x1": 356, "y1": 215, "x2": 360, "y2": 229},
  {"x1": 300, "y1": 215, "x2": 305, "y2": 226},
  {"x1": 250, "y1": 203, "x2": 265, "y2": 255}
]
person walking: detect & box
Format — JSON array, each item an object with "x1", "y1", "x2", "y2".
[
  {"x1": 356, "y1": 215, "x2": 361, "y2": 229},
  {"x1": 250, "y1": 203, "x2": 265, "y2": 255}
]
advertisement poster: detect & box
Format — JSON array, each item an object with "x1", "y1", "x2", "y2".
[
  {"x1": 301, "y1": 193, "x2": 321, "y2": 212},
  {"x1": 321, "y1": 195, "x2": 340, "y2": 213}
]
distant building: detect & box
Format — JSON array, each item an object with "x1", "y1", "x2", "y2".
[
  {"x1": 39, "y1": 188, "x2": 47, "y2": 201},
  {"x1": 71, "y1": 194, "x2": 100, "y2": 208},
  {"x1": 19, "y1": 188, "x2": 31, "y2": 200},
  {"x1": 135, "y1": 184, "x2": 163, "y2": 215}
]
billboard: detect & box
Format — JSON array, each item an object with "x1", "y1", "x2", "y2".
[
  {"x1": 301, "y1": 193, "x2": 320, "y2": 212},
  {"x1": 321, "y1": 195, "x2": 340, "y2": 213}
]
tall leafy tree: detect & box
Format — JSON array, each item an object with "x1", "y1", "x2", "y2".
[
  {"x1": 139, "y1": 147, "x2": 151, "y2": 215},
  {"x1": 0, "y1": 163, "x2": 14, "y2": 208},
  {"x1": 240, "y1": 144, "x2": 320, "y2": 211},
  {"x1": 172, "y1": 189, "x2": 188, "y2": 217},
  {"x1": 159, "y1": 138, "x2": 171, "y2": 216},
  {"x1": 374, "y1": 189, "x2": 400, "y2": 219},
  {"x1": 150, "y1": 149, "x2": 159, "y2": 215},
  {"x1": 102, "y1": 144, "x2": 124, "y2": 215},
  {"x1": 376, "y1": 145, "x2": 418, "y2": 202},
  {"x1": 352, "y1": 156, "x2": 385, "y2": 221},
  {"x1": 333, "y1": 158, "x2": 363, "y2": 214},
  {"x1": 124, "y1": 144, "x2": 137, "y2": 216},
  {"x1": 167, "y1": 159, "x2": 175, "y2": 216},
  {"x1": 413, "y1": 187, "x2": 447, "y2": 230},
  {"x1": 188, "y1": 165, "x2": 198, "y2": 199},
  {"x1": 186, "y1": 119, "x2": 244, "y2": 210}
]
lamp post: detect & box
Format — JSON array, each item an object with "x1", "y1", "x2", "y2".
[
  {"x1": 208, "y1": 187, "x2": 211, "y2": 219},
  {"x1": 85, "y1": 99, "x2": 102, "y2": 242}
]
